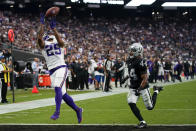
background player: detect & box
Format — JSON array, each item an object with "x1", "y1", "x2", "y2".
[
  {"x1": 124, "y1": 43, "x2": 163, "y2": 128},
  {"x1": 37, "y1": 13, "x2": 82, "y2": 123}
]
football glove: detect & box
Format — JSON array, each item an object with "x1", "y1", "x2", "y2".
[
  {"x1": 120, "y1": 76, "x2": 129, "y2": 85},
  {"x1": 50, "y1": 17, "x2": 56, "y2": 29},
  {"x1": 40, "y1": 13, "x2": 45, "y2": 24},
  {"x1": 135, "y1": 87, "x2": 142, "y2": 96}
]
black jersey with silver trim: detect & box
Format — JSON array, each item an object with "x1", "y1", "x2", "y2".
[{"x1": 127, "y1": 57, "x2": 149, "y2": 89}]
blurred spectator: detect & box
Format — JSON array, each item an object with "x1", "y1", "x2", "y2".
[
  {"x1": 32, "y1": 58, "x2": 39, "y2": 88},
  {"x1": 113, "y1": 57, "x2": 124, "y2": 88}
]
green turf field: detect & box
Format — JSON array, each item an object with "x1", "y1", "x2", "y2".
[
  {"x1": 0, "y1": 80, "x2": 196, "y2": 124},
  {"x1": 4, "y1": 89, "x2": 92, "y2": 103}
]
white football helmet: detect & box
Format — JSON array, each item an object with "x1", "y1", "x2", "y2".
[{"x1": 129, "y1": 42, "x2": 143, "y2": 58}]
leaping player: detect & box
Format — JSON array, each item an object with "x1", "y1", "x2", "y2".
[{"x1": 37, "y1": 13, "x2": 82, "y2": 123}]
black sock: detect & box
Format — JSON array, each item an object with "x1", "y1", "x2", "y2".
[
  {"x1": 152, "y1": 92, "x2": 158, "y2": 109},
  {"x1": 129, "y1": 103, "x2": 144, "y2": 121}
]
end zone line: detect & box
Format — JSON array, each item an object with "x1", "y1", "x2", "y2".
[{"x1": 0, "y1": 123, "x2": 196, "y2": 126}]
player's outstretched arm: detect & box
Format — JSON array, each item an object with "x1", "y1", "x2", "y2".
[
  {"x1": 37, "y1": 13, "x2": 45, "y2": 49},
  {"x1": 37, "y1": 24, "x2": 45, "y2": 49},
  {"x1": 50, "y1": 17, "x2": 64, "y2": 47},
  {"x1": 52, "y1": 28, "x2": 64, "y2": 47}
]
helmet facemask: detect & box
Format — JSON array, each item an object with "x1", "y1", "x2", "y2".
[{"x1": 43, "y1": 34, "x2": 55, "y2": 41}]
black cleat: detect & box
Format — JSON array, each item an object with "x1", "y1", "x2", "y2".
[
  {"x1": 153, "y1": 86, "x2": 163, "y2": 92},
  {"x1": 136, "y1": 121, "x2": 147, "y2": 129}
]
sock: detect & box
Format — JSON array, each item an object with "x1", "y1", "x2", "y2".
[
  {"x1": 63, "y1": 93, "x2": 79, "y2": 111},
  {"x1": 129, "y1": 103, "x2": 144, "y2": 121},
  {"x1": 54, "y1": 87, "x2": 62, "y2": 114},
  {"x1": 152, "y1": 92, "x2": 158, "y2": 108}
]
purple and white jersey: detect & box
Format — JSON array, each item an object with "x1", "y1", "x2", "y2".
[{"x1": 42, "y1": 36, "x2": 65, "y2": 70}]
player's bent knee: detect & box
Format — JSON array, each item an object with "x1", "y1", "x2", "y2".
[{"x1": 127, "y1": 98, "x2": 137, "y2": 104}]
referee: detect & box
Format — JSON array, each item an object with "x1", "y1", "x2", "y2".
[
  {"x1": 0, "y1": 56, "x2": 12, "y2": 103},
  {"x1": 104, "y1": 55, "x2": 113, "y2": 92}
]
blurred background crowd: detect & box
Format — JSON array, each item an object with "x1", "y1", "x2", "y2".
[{"x1": 0, "y1": 10, "x2": 196, "y2": 60}]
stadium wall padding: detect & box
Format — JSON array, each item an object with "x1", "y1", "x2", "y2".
[{"x1": 13, "y1": 49, "x2": 44, "y2": 62}]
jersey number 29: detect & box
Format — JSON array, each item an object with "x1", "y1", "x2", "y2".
[{"x1": 45, "y1": 44, "x2": 61, "y2": 56}]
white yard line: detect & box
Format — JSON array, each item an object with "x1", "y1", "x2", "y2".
[
  {"x1": 0, "y1": 79, "x2": 195, "y2": 115},
  {"x1": 66, "y1": 108, "x2": 195, "y2": 111}
]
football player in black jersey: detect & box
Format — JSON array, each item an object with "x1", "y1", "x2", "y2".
[{"x1": 124, "y1": 43, "x2": 163, "y2": 128}]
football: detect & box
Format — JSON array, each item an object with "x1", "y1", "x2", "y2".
[{"x1": 45, "y1": 7, "x2": 60, "y2": 17}]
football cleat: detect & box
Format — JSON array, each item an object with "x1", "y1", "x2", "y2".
[
  {"x1": 76, "y1": 108, "x2": 83, "y2": 123},
  {"x1": 50, "y1": 112, "x2": 59, "y2": 120},
  {"x1": 153, "y1": 86, "x2": 163, "y2": 92},
  {"x1": 136, "y1": 121, "x2": 147, "y2": 129}
]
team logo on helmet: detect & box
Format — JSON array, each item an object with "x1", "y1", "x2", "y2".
[{"x1": 129, "y1": 43, "x2": 143, "y2": 57}]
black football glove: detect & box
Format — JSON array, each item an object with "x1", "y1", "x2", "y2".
[
  {"x1": 135, "y1": 87, "x2": 142, "y2": 96},
  {"x1": 121, "y1": 76, "x2": 129, "y2": 85}
]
